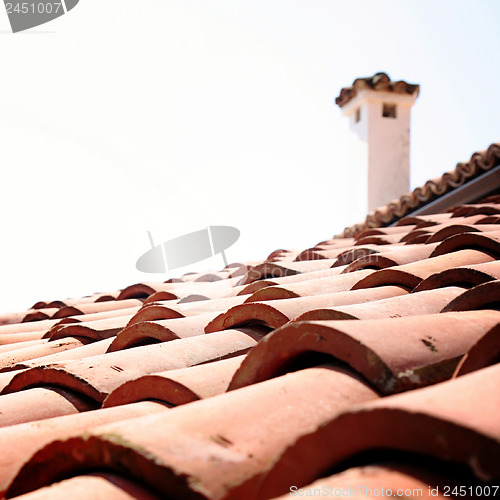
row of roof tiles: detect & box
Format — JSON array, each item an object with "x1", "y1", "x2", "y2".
[{"x1": 0, "y1": 199, "x2": 499, "y2": 498}]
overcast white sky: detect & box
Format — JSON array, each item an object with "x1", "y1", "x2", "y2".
[{"x1": 1, "y1": 0, "x2": 499, "y2": 312}]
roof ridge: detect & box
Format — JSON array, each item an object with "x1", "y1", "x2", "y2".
[{"x1": 338, "y1": 142, "x2": 500, "y2": 238}]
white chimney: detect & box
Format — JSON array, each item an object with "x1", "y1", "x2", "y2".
[{"x1": 336, "y1": 72, "x2": 419, "y2": 219}]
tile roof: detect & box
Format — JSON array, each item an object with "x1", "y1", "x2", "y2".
[
  {"x1": 335, "y1": 72, "x2": 420, "y2": 108},
  {"x1": 339, "y1": 142, "x2": 500, "y2": 237},
  {"x1": 0, "y1": 195, "x2": 500, "y2": 498}
]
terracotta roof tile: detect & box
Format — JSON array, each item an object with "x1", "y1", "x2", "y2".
[
  {"x1": 229, "y1": 311, "x2": 499, "y2": 394},
  {"x1": 1, "y1": 186, "x2": 500, "y2": 499},
  {"x1": 10, "y1": 473, "x2": 161, "y2": 500},
  {"x1": 243, "y1": 269, "x2": 373, "y2": 301},
  {"x1": 335, "y1": 72, "x2": 419, "y2": 108},
  {"x1": 1, "y1": 330, "x2": 259, "y2": 404},
  {"x1": 205, "y1": 286, "x2": 407, "y2": 332},
  {"x1": 295, "y1": 287, "x2": 465, "y2": 321},
  {"x1": 103, "y1": 355, "x2": 245, "y2": 407},
  {"x1": 352, "y1": 249, "x2": 495, "y2": 290},
  {"x1": 5, "y1": 365, "x2": 378, "y2": 499},
  {"x1": 414, "y1": 260, "x2": 500, "y2": 291},
  {"x1": 256, "y1": 363, "x2": 500, "y2": 498},
  {"x1": 0, "y1": 401, "x2": 168, "y2": 497}
]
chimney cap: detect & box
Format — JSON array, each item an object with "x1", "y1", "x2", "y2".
[{"x1": 335, "y1": 72, "x2": 420, "y2": 108}]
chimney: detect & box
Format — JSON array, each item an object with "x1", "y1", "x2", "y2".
[{"x1": 336, "y1": 72, "x2": 419, "y2": 219}]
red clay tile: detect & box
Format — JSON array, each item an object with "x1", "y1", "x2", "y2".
[
  {"x1": 0, "y1": 330, "x2": 50, "y2": 346},
  {"x1": 451, "y1": 203, "x2": 500, "y2": 218},
  {"x1": 332, "y1": 245, "x2": 384, "y2": 267},
  {"x1": 343, "y1": 243, "x2": 439, "y2": 273},
  {"x1": 256, "y1": 362, "x2": 500, "y2": 497},
  {"x1": 430, "y1": 230, "x2": 500, "y2": 257},
  {"x1": 126, "y1": 296, "x2": 247, "y2": 325},
  {"x1": 237, "y1": 259, "x2": 342, "y2": 285},
  {"x1": 0, "y1": 338, "x2": 88, "y2": 372},
  {"x1": 45, "y1": 316, "x2": 131, "y2": 342},
  {"x1": 0, "y1": 401, "x2": 167, "y2": 497},
  {"x1": 441, "y1": 281, "x2": 500, "y2": 312},
  {"x1": 8, "y1": 338, "x2": 115, "y2": 372},
  {"x1": 454, "y1": 323, "x2": 500, "y2": 376},
  {"x1": 2, "y1": 330, "x2": 260, "y2": 403},
  {"x1": 10, "y1": 473, "x2": 162, "y2": 500},
  {"x1": 0, "y1": 317, "x2": 77, "y2": 336},
  {"x1": 355, "y1": 233, "x2": 407, "y2": 246},
  {"x1": 116, "y1": 282, "x2": 177, "y2": 301},
  {"x1": 244, "y1": 269, "x2": 373, "y2": 301},
  {"x1": 229, "y1": 311, "x2": 500, "y2": 394},
  {"x1": 424, "y1": 224, "x2": 500, "y2": 244},
  {"x1": 107, "y1": 312, "x2": 220, "y2": 352},
  {"x1": 205, "y1": 286, "x2": 407, "y2": 332},
  {"x1": 0, "y1": 339, "x2": 45, "y2": 355},
  {"x1": 414, "y1": 261, "x2": 500, "y2": 291},
  {"x1": 5, "y1": 365, "x2": 378, "y2": 499},
  {"x1": 0, "y1": 386, "x2": 96, "y2": 427},
  {"x1": 295, "y1": 287, "x2": 465, "y2": 321},
  {"x1": 352, "y1": 249, "x2": 495, "y2": 290},
  {"x1": 0, "y1": 308, "x2": 58, "y2": 326},
  {"x1": 103, "y1": 355, "x2": 245, "y2": 407}
]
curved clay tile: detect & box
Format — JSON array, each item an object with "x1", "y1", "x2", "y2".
[
  {"x1": 0, "y1": 330, "x2": 51, "y2": 346},
  {"x1": 430, "y1": 230, "x2": 500, "y2": 258},
  {"x1": 295, "y1": 287, "x2": 465, "y2": 322},
  {"x1": 441, "y1": 281, "x2": 500, "y2": 312},
  {"x1": 19, "y1": 309, "x2": 60, "y2": 324},
  {"x1": 12, "y1": 473, "x2": 162, "y2": 500},
  {"x1": 10, "y1": 338, "x2": 115, "y2": 372},
  {"x1": 451, "y1": 203, "x2": 500, "y2": 218},
  {"x1": 206, "y1": 287, "x2": 407, "y2": 333},
  {"x1": 294, "y1": 248, "x2": 343, "y2": 261},
  {"x1": 0, "y1": 386, "x2": 96, "y2": 428},
  {"x1": 5, "y1": 365, "x2": 378, "y2": 499},
  {"x1": 103, "y1": 355, "x2": 245, "y2": 408},
  {"x1": 237, "y1": 259, "x2": 341, "y2": 285},
  {"x1": 425, "y1": 224, "x2": 500, "y2": 244},
  {"x1": 477, "y1": 216, "x2": 500, "y2": 224},
  {"x1": 354, "y1": 233, "x2": 405, "y2": 246},
  {"x1": 454, "y1": 324, "x2": 500, "y2": 377},
  {"x1": 107, "y1": 312, "x2": 220, "y2": 352},
  {"x1": 0, "y1": 338, "x2": 87, "y2": 372},
  {"x1": 245, "y1": 269, "x2": 373, "y2": 302},
  {"x1": 343, "y1": 243, "x2": 438, "y2": 273},
  {"x1": 0, "y1": 317, "x2": 78, "y2": 336},
  {"x1": 0, "y1": 401, "x2": 167, "y2": 497},
  {"x1": 352, "y1": 249, "x2": 495, "y2": 290},
  {"x1": 229, "y1": 311, "x2": 500, "y2": 395},
  {"x1": 45, "y1": 316, "x2": 130, "y2": 342},
  {"x1": 414, "y1": 261, "x2": 500, "y2": 291},
  {"x1": 1, "y1": 330, "x2": 259, "y2": 403},
  {"x1": 332, "y1": 246, "x2": 382, "y2": 267},
  {"x1": 256, "y1": 363, "x2": 500, "y2": 497},
  {"x1": 355, "y1": 226, "x2": 417, "y2": 240},
  {"x1": 0, "y1": 338, "x2": 45, "y2": 355},
  {"x1": 395, "y1": 213, "x2": 452, "y2": 228},
  {"x1": 50, "y1": 299, "x2": 143, "y2": 320},
  {"x1": 127, "y1": 296, "x2": 247, "y2": 326},
  {"x1": 116, "y1": 283, "x2": 177, "y2": 301}
]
